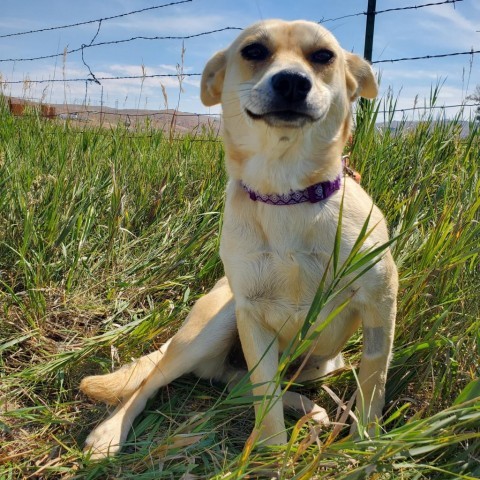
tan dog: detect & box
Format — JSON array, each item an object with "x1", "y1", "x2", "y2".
[{"x1": 80, "y1": 19, "x2": 398, "y2": 458}]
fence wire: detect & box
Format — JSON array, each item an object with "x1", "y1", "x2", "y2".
[
  {"x1": 319, "y1": 0, "x2": 462, "y2": 23},
  {"x1": 2, "y1": 45, "x2": 478, "y2": 84},
  {"x1": 0, "y1": 1, "x2": 193, "y2": 39}
]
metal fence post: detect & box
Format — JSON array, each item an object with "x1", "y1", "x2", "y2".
[{"x1": 364, "y1": 0, "x2": 377, "y2": 62}]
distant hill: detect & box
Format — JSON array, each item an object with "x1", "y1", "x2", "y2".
[{"x1": 5, "y1": 96, "x2": 221, "y2": 134}]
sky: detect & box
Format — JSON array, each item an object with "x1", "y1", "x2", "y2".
[{"x1": 0, "y1": 0, "x2": 479, "y2": 120}]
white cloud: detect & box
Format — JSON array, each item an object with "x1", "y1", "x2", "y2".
[
  {"x1": 416, "y1": 5, "x2": 478, "y2": 49},
  {"x1": 427, "y1": 4, "x2": 476, "y2": 32}
]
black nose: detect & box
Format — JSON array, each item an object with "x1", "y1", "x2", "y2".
[{"x1": 271, "y1": 71, "x2": 312, "y2": 102}]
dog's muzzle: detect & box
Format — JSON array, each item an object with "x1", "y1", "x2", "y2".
[{"x1": 246, "y1": 70, "x2": 317, "y2": 127}]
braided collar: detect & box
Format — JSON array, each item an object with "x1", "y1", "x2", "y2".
[{"x1": 241, "y1": 174, "x2": 342, "y2": 206}]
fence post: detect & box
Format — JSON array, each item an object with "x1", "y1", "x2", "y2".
[
  {"x1": 363, "y1": 0, "x2": 377, "y2": 62},
  {"x1": 357, "y1": 0, "x2": 377, "y2": 134}
]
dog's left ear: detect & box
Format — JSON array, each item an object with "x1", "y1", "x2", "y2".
[
  {"x1": 345, "y1": 52, "x2": 378, "y2": 101},
  {"x1": 201, "y1": 50, "x2": 227, "y2": 106}
]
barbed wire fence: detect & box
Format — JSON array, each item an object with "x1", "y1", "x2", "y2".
[{"x1": 0, "y1": 0, "x2": 478, "y2": 135}]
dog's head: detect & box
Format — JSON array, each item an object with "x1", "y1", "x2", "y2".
[
  {"x1": 201, "y1": 19, "x2": 377, "y2": 124},
  {"x1": 201, "y1": 20, "x2": 377, "y2": 185}
]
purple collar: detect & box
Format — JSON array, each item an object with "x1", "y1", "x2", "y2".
[{"x1": 241, "y1": 174, "x2": 342, "y2": 206}]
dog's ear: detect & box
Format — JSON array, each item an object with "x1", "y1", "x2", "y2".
[
  {"x1": 201, "y1": 50, "x2": 227, "y2": 106},
  {"x1": 345, "y1": 52, "x2": 378, "y2": 101}
]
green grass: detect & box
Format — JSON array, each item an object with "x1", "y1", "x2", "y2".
[{"x1": 0, "y1": 93, "x2": 479, "y2": 479}]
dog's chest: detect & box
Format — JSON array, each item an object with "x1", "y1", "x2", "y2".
[{"x1": 222, "y1": 200, "x2": 339, "y2": 311}]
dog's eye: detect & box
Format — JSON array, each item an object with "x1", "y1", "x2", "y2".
[
  {"x1": 241, "y1": 43, "x2": 270, "y2": 61},
  {"x1": 310, "y1": 49, "x2": 334, "y2": 64}
]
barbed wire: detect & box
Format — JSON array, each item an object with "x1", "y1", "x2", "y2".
[
  {"x1": 319, "y1": 0, "x2": 462, "y2": 23},
  {"x1": 1, "y1": 47, "x2": 478, "y2": 86},
  {"x1": 0, "y1": 27, "x2": 244, "y2": 63},
  {"x1": 0, "y1": 0, "x2": 193, "y2": 39},
  {"x1": 64, "y1": 109, "x2": 221, "y2": 118},
  {"x1": 54, "y1": 131, "x2": 223, "y2": 142},
  {"x1": 373, "y1": 0, "x2": 462, "y2": 16},
  {"x1": 376, "y1": 103, "x2": 479, "y2": 114},
  {"x1": 1, "y1": 73, "x2": 201, "y2": 84},
  {"x1": 373, "y1": 49, "x2": 479, "y2": 64}
]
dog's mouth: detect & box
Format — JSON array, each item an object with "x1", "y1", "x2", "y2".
[{"x1": 246, "y1": 108, "x2": 315, "y2": 127}]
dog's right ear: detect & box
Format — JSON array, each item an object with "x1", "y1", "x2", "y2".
[
  {"x1": 201, "y1": 50, "x2": 227, "y2": 106},
  {"x1": 345, "y1": 52, "x2": 378, "y2": 101}
]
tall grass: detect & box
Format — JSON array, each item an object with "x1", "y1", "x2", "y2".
[{"x1": 0, "y1": 93, "x2": 478, "y2": 479}]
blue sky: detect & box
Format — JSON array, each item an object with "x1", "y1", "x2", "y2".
[{"x1": 0, "y1": 0, "x2": 479, "y2": 119}]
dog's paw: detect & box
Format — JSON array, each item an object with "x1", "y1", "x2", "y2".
[{"x1": 84, "y1": 418, "x2": 126, "y2": 460}]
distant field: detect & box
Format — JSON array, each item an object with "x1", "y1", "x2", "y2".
[{"x1": 0, "y1": 94, "x2": 479, "y2": 479}]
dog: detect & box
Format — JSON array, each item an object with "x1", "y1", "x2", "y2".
[{"x1": 80, "y1": 19, "x2": 398, "y2": 459}]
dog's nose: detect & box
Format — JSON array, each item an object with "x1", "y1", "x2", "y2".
[{"x1": 271, "y1": 71, "x2": 312, "y2": 102}]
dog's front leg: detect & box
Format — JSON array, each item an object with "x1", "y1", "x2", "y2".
[
  {"x1": 237, "y1": 306, "x2": 287, "y2": 445},
  {"x1": 354, "y1": 297, "x2": 396, "y2": 435}
]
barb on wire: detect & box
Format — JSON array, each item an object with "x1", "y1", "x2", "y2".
[
  {"x1": 0, "y1": 27, "x2": 243, "y2": 63},
  {"x1": 373, "y1": 49, "x2": 479, "y2": 64},
  {"x1": 0, "y1": 0, "x2": 193, "y2": 39}
]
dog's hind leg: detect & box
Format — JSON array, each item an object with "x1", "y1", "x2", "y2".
[{"x1": 83, "y1": 278, "x2": 237, "y2": 459}]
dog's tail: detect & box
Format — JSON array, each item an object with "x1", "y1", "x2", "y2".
[{"x1": 80, "y1": 340, "x2": 171, "y2": 405}]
